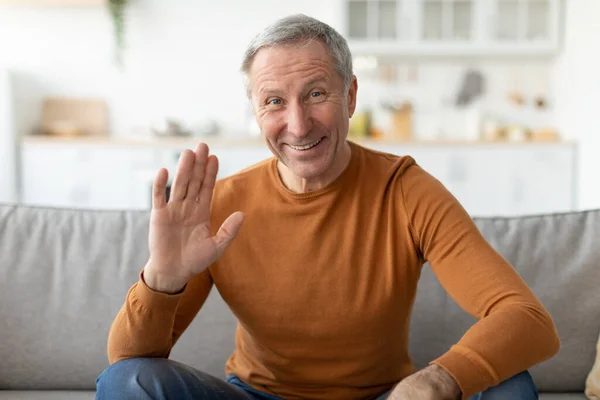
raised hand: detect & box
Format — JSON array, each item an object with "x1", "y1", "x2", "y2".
[{"x1": 143, "y1": 143, "x2": 244, "y2": 293}]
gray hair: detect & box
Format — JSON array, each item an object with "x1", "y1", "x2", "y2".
[{"x1": 241, "y1": 14, "x2": 354, "y2": 96}]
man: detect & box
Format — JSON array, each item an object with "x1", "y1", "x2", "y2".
[{"x1": 96, "y1": 14, "x2": 559, "y2": 400}]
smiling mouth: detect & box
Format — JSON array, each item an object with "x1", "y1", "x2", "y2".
[{"x1": 288, "y1": 138, "x2": 322, "y2": 151}]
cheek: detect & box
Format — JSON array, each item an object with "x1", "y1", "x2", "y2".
[
  {"x1": 258, "y1": 112, "x2": 284, "y2": 141},
  {"x1": 313, "y1": 104, "x2": 345, "y2": 131}
]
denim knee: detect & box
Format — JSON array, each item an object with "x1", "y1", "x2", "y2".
[
  {"x1": 477, "y1": 370, "x2": 538, "y2": 400},
  {"x1": 96, "y1": 358, "x2": 177, "y2": 399}
]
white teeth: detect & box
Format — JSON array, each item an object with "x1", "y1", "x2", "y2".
[{"x1": 289, "y1": 138, "x2": 322, "y2": 151}]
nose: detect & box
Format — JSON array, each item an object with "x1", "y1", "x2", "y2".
[{"x1": 286, "y1": 102, "x2": 311, "y2": 139}]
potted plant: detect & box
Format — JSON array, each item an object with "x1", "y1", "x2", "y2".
[{"x1": 108, "y1": 0, "x2": 128, "y2": 67}]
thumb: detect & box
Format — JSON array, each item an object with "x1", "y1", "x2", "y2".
[{"x1": 214, "y1": 211, "x2": 245, "y2": 255}]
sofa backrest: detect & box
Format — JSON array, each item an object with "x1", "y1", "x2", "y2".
[{"x1": 0, "y1": 204, "x2": 598, "y2": 392}]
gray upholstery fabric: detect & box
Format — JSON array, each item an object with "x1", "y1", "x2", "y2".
[
  {"x1": 0, "y1": 392, "x2": 587, "y2": 400},
  {"x1": 0, "y1": 205, "x2": 235, "y2": 391},
  {"x1": 538, "y1": 395, "x2": 589, "y2": 400},
  {"x1": 0, "y1": 392, "x2": 588, "y2": 400},
  {"x1": 0, "y1": 392, "x2": 95, "y2": 400},
  {"x1": 0, "y1": 204, "x2": 598, "y2": 398}
]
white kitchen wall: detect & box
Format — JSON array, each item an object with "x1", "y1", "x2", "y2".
[
  {"x1": 553, "y1": 0, "x2": 600, "y2": 210},
  {"x1": 0, "y1": 69, "x2": 16, "y2": 203},
  {"x1": 1, "y1": 1, "x2": 558, "y2": 139},
  {"x1": 0, "y1": 0, "x2": 344, "y2": 138},
  {"x1": 1, "y1": 0, "x2": 599, "y2": 209}
]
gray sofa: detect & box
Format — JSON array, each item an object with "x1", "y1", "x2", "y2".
[{"x1": 0, "y1": 203, "x2": 598, "y2": 399}]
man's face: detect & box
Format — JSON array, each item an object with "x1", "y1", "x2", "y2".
[{"x1": 249, "y1": 40, "x2": 357, "y2": 184}]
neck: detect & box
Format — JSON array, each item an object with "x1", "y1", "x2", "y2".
[{"x1": 278, "y1": 141, "x2": 351, "y2": 193}]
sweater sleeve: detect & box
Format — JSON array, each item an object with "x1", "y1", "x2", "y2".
[
  {"x1": 399, "y1": 162, "x2": 560, "y2": 399},
  {"x1": 107, "y1": 268, "x2": 213, "y2": 364}
]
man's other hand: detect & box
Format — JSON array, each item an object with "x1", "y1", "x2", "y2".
[{"x1": 389, "y1": 364, "x2": 461, "y2": 400}]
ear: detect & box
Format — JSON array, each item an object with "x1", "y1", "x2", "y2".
[{"x1": 347, "y1": 75, "x2": 358, "y2": 118}]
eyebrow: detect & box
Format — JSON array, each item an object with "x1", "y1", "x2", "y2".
[
  {"x1": 302, "y1": 76, "x2": 329, "y2": 90},
  {"x1": 259, "y1": 88, "x2": 282, "y2": 98},
  {"x1": 258, "y1": 76, "x2": 331, "y2": 98}
]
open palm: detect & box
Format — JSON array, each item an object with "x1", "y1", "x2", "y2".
[{"x1": 144, "y1": 143, "x2": 244, "y2": 293}]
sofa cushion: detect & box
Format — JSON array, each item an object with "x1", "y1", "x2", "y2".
[
  {"x1": 538, "y1": 395, "x2": 589, "y2": 400},
  {"x1": 0, "y1": 205, "x2": 235, "y2": 390},
  {"x1": 0, "y1": 204, "x2": 599, "y2": 393},
  {"x1": 0, "y1": 391, "x2": 587, "y2": 399},
  {"x1": 585, "y1": 333, "x2": 600, "y2": 398},
  {"x1": 0, "y1": 391, "x2": 95, "y2": 400},
  {"x1": 540, "y1": 393, "x2": 587, "y2": 400}
]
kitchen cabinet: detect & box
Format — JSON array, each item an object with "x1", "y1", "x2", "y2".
[
  {"x1": 21, "y1": 143, "x2": 151, "y2": 209},
  {"x1": 20, "y1": 144, "x2": 90, "y2": 208},
  {"x1": 18, "y1": 139, "x2": 577, "y2": 217},
  {"x1": 19, "y1": 140, "x2": 273, "y2": 210},
  {"x1": 126, "y1": 145, "x2": 274, "y2": 210},
  {"x1": 489, "y1": 0, "x2": 560, "y2": 44},
  {"x1": 366, "y1": 141, "x2": 576, "y2": 216},
  {"x1": 420, "y1": 0, "x2": 475, "y2": 41},
  {"x1": 344, "y1": 0, "x2": 562, "y2": 56}
]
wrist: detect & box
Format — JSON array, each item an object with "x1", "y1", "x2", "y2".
[{"x1": 143, "y1": 262, "x2": 189, "y2": 294}]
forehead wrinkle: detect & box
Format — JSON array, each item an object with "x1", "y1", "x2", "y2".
[{"x1": 254, "y1": 61, "x2": 333, "y2": 98}]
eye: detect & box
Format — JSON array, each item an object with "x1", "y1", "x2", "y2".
[
  {"x1": 268, "y1": 98, "x2": 282, "y2": 106},
  {"x1": 308, "y1": 91, "x2": 326, "y2": 103}
]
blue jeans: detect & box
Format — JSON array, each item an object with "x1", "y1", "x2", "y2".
[{"x1": 96, "y1": 358, "x2": 538, "y2": 400}]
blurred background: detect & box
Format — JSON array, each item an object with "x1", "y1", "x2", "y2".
[{"x1": 0, "y1": 0, "x2": 597, "y2": 217}]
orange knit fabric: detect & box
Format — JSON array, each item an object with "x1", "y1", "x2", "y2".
[{"x1": 107, "y1": 141, "x2": 559, "y2": 399}]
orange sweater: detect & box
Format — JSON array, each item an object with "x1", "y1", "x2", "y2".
[{"x1": 108, "y1": 141, "x2": 559, "y2": 399}]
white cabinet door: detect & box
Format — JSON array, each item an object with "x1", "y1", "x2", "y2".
[
  {"x1": 150, "y1": 146, "x2": 273, "y2": 181},
  {"x1": 505, "y1": 145, "x2": 576, "y2": 215},
  {"x1": 364, "y1": 142, "x2": 576, "y2": 216},
  {"x1": 416, "y1": 0, "x2": 477, "y2": 43},
  {"x1": 482, "y1": 0, "x2": 560, "y2": 53},
  {"x1": 344, "y1": 0, "x2": 561, "y2": 56},
  {"x1": 20, "y1": 144, "x2": 93, "y2": 208},
  {"x1": 86, "y1": 147, "x2": 156, "y2": 210},
  {"x1": 20, "y1": 143, "x2": 159, "y2": 210},
  {"x1": 345, "y1": 0, "x2": 482, "y2": 54},
  {"x1": 20, "y1": 141, "x2": 575, "y2": 215},
  {"x1": 346, "y1": 0, "x2": 414, "y2": 42},
  {"x1": 125, "y1": 146, "x2": 274, "y2": 210},
  {"x1": 346, "y1": 0, "x2": 422, "y2": 55}
]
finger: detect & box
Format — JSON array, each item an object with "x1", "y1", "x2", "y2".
[
  {"x1": 197, "y1": 155, "x2": 219, "y2": 210},
  {"x1": 170, "y1": 150, "x2": 195, "y2": 202},
  {"x1": 185, "y1": 143, "x2": 209, "y2": 203},
  {"x1": 152, "y1": 168, "x2": 169, "y2": 209},
  {"x1": 214, "y1": 211, "x2": 245, "y2": 255}
]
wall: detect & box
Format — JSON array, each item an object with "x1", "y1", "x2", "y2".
[
  {"x1": 1, "y1": 1, "x2": 558, "y2": 139},
  {"x1": 0, "y1": 0, "x2": 343, "y2": 138},
  {"x1": 1, "y1": 0, "x2": 597, "y2": 209},
  {"x1": 553, "y1": 0, "x2": 600, "y2": 210},
  {"x1": 0, "y1": 69, "x2": 16, "y2": 202}
]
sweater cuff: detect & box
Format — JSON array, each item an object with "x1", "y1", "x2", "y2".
[
  {"x1": 430, "y1": 346, "x2": 498, "y2": 399},
  {"x1": 133, "y1": 270, "x2": 184, "y2": 312}
]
